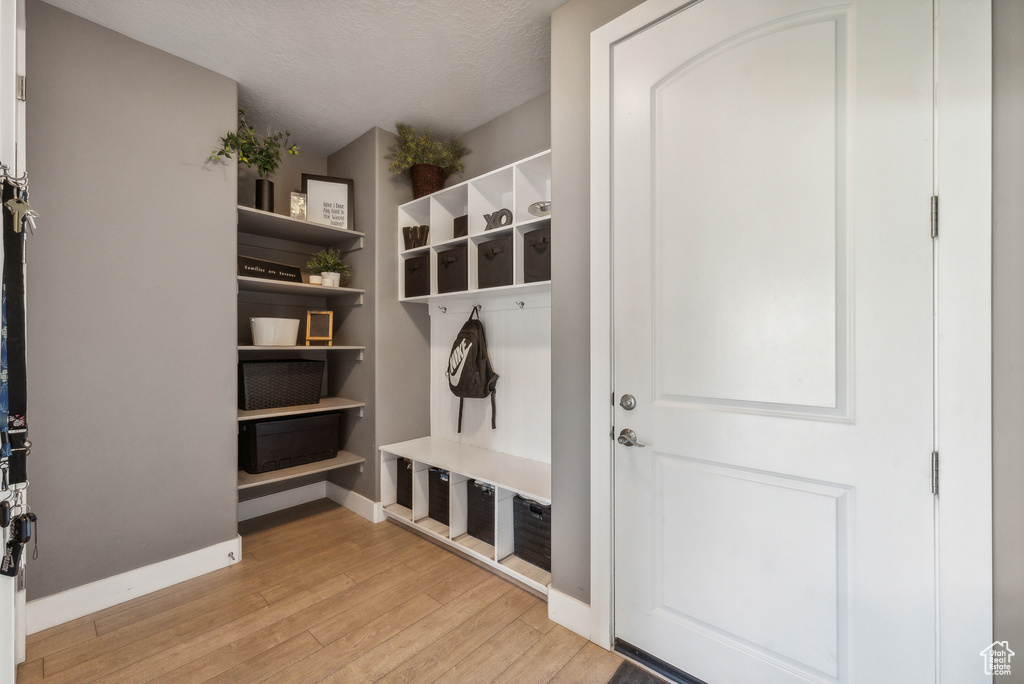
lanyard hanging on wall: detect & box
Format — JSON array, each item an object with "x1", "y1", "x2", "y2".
[{"x1": 0, "y1": 163, "x2": 34, "y2": 488}]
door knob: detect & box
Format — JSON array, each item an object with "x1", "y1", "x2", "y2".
[
  {"x1": 619, "y1": 394, "x2": 637, "y2": 411},
  {"x1": 617, "y1": 428, "x2": 646, "y2": 448}
]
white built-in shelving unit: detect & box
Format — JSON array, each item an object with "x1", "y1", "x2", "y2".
[
  {"x1": 384, "y1": 151, "x2": 553, "y2": 593},
  {"x1": 380, "y1": 437, "x2": 551, "y2": 592},
  {"x1": 398, "y1": 150, "x2": 551, "y2": 304},
  {"x1": 236, "y1": 207, "x2": 367, "y2": 491}
]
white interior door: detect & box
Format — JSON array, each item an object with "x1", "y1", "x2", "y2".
[{"x1": 610, "y1": 1, "x2": 936, "y2": 682}]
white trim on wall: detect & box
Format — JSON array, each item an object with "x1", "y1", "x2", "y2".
[
  {"x1": 326, "y1": 481, "x2": 385, "y2": 523},
  {"x1": 934, "y1": 0, "x2": 993, "y2": 680},
  {"x1": 548, "y1": 587, "x2": 592, "y2": 641},
  {"x1": 237, "y1": 481, "x2": 327, "y2": 522},
  {"x1": 26, "y1": 536, "x2": 242, "y2": 635},
  {"x1": 590, "y1": 0, "x2": 993, "y2": 676}
]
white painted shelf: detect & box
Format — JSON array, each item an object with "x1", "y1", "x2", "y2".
[
  {"x1": 237, "y1": 450, "x2": 364, "y2": 490},
  {"x1": 237, "y1": 206, "x2": 365, "y2": 246},
  {"x1": 380, "y1": 436, "x2": 552, "y2": 593},
  {"x1": 237, "y1": 396, "x2": 364, "y2": 422},
  {"x1": 401, "y1": 280, "x2": 550, "y2": 307},
  {"x1": 380, "y1": 436, "x2": 550, "y2": 502},
  {"x1": 238, "y1": 276, "x2": 364, "y2": 299}
]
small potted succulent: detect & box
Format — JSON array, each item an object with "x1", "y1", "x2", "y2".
[
  {"x1": 210, "y1": 107, "x2": 298, "y2": 212},
  {"x1": 386, "y1": 123, "x2": 471, "y2": 198},
  {"x1": 306, "y1": 248, "x2": 351, "y2": 287}
]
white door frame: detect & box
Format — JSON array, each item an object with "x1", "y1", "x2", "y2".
[
  {"x1": 589, "y1": 0, "x2": 993, "y2": 681},
  {"x1": 0, "y1": 0, "x2": 26, "y2": 680}
]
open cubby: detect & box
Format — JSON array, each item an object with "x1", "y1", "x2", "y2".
[{"x1": 380, "y1": 436, "x2": 551, "y2": 593}]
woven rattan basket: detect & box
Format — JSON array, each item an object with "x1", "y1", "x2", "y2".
[{"x1": 239, "y1": 360, "x2": 324, "y2": 411}]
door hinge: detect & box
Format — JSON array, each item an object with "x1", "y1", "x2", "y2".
[
  {"x1": 931, "y1": 450, "x2": 939, "y2": 495},
  {"x1": 930, "y1": 195, "x2": 938, "y2": 238},
  {"x1": 16, "y1": 75, "x2": 25, "y2": 102}
]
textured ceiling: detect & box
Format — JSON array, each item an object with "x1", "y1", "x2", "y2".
[{"x1": 40, "y1": 0, "x2": 565, "y2": 155}]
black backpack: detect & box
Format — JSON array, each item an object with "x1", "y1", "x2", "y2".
[{"x1": 446, "y1": 306, "x2": 498, "y2": 433}]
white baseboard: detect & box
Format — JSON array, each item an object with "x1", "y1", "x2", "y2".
[
  {"x1": 237, "y1": 481, "x2": 327, "y2": 522},
  {"x1": 548, "y1": 587, "x2": 592, "y2": 641},
  {"x1": 326, "y1": 482, "x2": 384, "y2": 523},
  {"x1": 27, "y1": 535, "x2": 241, "y2": 635}
]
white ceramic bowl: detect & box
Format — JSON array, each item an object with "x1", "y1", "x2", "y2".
[{"x1": 250, "y1": 317, "x2": 300, "y2": 346}]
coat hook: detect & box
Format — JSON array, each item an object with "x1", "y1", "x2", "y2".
[
  {"x1": 438, "y1": 306, "x2": 447, "y2": 313},
  {"x1": 515, "y1": 301, "x2": 525, "y2": 309}
]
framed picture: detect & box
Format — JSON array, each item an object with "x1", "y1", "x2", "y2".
[{"x1": 302, "y1": 174, "x2": 354, "y2": 230}]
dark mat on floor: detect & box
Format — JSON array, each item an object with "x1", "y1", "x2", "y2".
[{"x1": 607, "y1": 661, "x2": 670, "y2": 684}]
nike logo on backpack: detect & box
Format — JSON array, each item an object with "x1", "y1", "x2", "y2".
[{"x1": 448, "y1": 339, "x2": 473, "y2": 386}]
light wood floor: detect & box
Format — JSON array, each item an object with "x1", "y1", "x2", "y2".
[{"x1": 17, "y1": 499, "x2": 624, "y2": 683}]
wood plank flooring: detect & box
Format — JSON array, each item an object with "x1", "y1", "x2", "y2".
[{"x1": 17, "y1": 499, "x2": 624, "y2": 683}]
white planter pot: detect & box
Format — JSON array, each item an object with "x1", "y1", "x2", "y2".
[
  {"x1": 250, "y1": 317, "x2": 300, "y2": 346},
  {"x1": 321, "y1": 271, "x2": 340, "y2": 287}
]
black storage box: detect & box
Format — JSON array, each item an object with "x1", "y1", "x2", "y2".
[
  {"x1": 428, "y1": 467, "x2": 450, "y2": 526},
  {"x1": 467, "y1": 480, "x2": 495, "y2": 545},
  {"x1": 396, "y1": 458, "x2": 413, "y2": 509},
  {"x1": 436, "y1": 244, "x2": 468, "y2": 294},
  {"x1": 477, "y1": 235, "x2": 513, "y2": 289},
  {"x1": 523, "y1": 226, "x2": 551, "y2": 283},
  {"x1": 239, "y1": 359, "x2": 324, "y2": 411},
  {"x1": 404, "y1": 255, "x2": 430, "y2": 298},
  {"x1": 453, "y1": 215, "x2": 468, "y2": 238},
  {"x1": 238, "y1": 413, "x2": 339, "y2": 474},
  {"x1": 513, "y1": 495, "x2": 551, "y2": 572}
]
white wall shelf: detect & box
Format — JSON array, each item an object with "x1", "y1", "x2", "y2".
[
  {"x1": 237, "y1": 450, "x2": 364, "y2": 490},
  {"x1": 380, "y1": 436, "x2": 551, "y2": 593},
  {"x1": 401, "y1": 280, "x2": 550, "y2": 307},
  {"x1": 399, "y1": 150, "x2": 551, "y2": 302},
  {"x1": 237, "y1": 396, "x2": 364, "y2": 422},
  {"x1": 238, "y1": 206, "x2": 365, "y2": 247}
]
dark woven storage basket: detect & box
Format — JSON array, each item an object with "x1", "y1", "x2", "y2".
[
  {"x1": 513, "y1": 495, "x2": 552, "y2": 572},
  {"x1": 396, "y1": 458, "x2": 413, "y2": 509},
  {"x1": 467, "y1": 480, "x2": 495, "y2": 545},
  {"x1": 239, "y1": 359, "x2": 324, "y2": 411},
  {"x1": 428, "y1": 467, "x2": 450, "y2": 526}
]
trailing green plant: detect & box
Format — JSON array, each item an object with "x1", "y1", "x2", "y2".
[
  {"x1": 385, "y1": 123, "x2": 471, "y2": 178},
  {"x1": 306, "y1": 248, "x2": 350, "y2": 275},
  {"x1": 209, "y1": 108, "x2": 298, "y2": 179}
]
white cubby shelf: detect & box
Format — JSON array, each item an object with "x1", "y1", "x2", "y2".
[
  {"x1": 399, "y1": 150, "x2": 551, "y2": 305},
  {"x1": 380, "y1": 436, "x2": 552, "y2": 593}
]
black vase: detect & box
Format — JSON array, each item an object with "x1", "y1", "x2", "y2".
[{"x1": 255, "y1": 178, "x2": 274, "y2": 212}]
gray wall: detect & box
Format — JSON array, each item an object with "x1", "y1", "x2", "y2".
[
  {"x1": 992, "y1": 0, "x2": 1023, "y2": 654},
  {"x1": 25, "y1": 1, "x2": 238, "y2": 599},
  {"x1": 372, "y1": 128, "x2": 430, "y2": 494},
  {"x1": 459, "y1": 92, "x2": 552, "y2": 179},
  {"x1": 549, "y1": 0, "x2": 644, "y2": 604},
  {"x1": 325, "y1": 128, "x2": 430, "y2": 501},
  {"x1": 325, "y1": 130, "x2": 379, "y2": 501}
]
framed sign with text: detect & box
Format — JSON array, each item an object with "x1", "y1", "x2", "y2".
[{"x1": 301, "y1": 173, "x2": 354, "y2": 230}]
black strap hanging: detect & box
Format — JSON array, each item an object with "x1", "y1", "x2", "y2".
[{"x1": 2, "y1": 176, "x2": 29, "y2": 484}]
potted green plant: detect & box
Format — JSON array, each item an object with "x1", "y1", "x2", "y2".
[
  {"x1": 386, "y1": 123, "x2": 471, "y2": 198},
  {"x1": 306, "y1": 248, "x2": 352, "y2": 287},
  {"x1": 210, "y1": 107, "x2": 298, "y2": 213}
]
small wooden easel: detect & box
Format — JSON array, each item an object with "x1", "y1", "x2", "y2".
[{"x1": 305, "y1": 310, "x2": 334, "y2": 346}]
